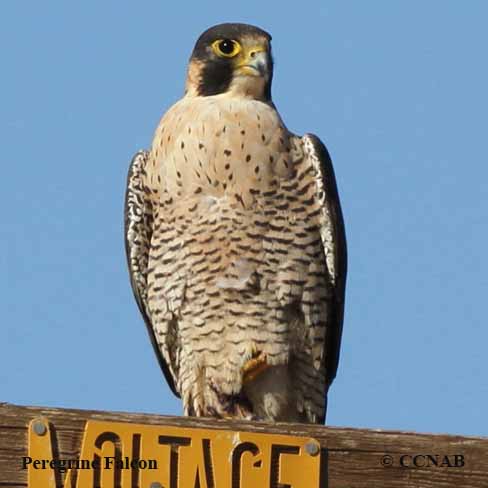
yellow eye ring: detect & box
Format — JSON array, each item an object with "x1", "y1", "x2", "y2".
[{"x1": 211, "y1": 39, "x2": 241, "y2": 58}]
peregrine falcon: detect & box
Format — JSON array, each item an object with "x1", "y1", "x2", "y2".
[{"x1": 125, "y1": 23, "x2": 347, "y2": 424}]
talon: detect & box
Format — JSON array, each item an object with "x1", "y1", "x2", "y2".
[
  {"x1": 234, "y1": 403, "x2": 251, "y2": 419},
  {"x1": 242, "y1": 352, "x2": 269, "y2": 384},
  {"x1": 247, "y1": 414, "x2": 263, "y2": 421}
]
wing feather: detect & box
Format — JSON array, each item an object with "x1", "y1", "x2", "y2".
[
  {"x1": 124, "y1": 150, "x2": 179, "y2": 396},
  {"x1": 302, "y1": 134, "x2": 347, "y2": 385}
]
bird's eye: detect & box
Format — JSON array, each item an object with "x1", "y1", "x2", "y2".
[{"x1": 212, "y1": 39, "x2": 241, "y2": 58}]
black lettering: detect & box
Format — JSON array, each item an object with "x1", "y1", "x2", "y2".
[
  {"x1": 194, "y1": 470, "x2": 202, "y2": 488},
  {"x1": 93, "y1": 431, "x2": 122, "y2": 488},
  {"x1": 427, "y1": 455, "x2": 439, "y2": 467},
  {"x1": 270, "y1": 444, "x2": 300, "y2": 488},
  {"x1": 56, "y1": 459, "x2": 68, "y2": 474},
  {"x1": 454, "y1": 454, "x2": 465, "y2": 467},
  {"x1": 440, "y1": 455, "x2": 453, "y2": 467},
  {"x1": 22, "y1": 457, "x2": 32, "y2": 469},
  {"x1": 318, "y1": 447, "x2": 329, "y2": 488},
  {"x1": 132, "y1": 434, "x2": 141, "y2": 488},
  {"x1": 232, "y1": 442, "x2": 260, "y2": 488},
  {"x1": 159, "y1": 435, "x2": 192, "y2": 488},
  {"x1": 413, "y1": 455, "x2": 425, "y2": 468},
  {"x1": 400, "y1": 455, "x2": 411, "y2": 467},
  {"x1": 202, "y1": 439, "x2": 215, "y2": 488},
  {"x1": 192, "y1": 439, "x2": 216, "y2": 488}
]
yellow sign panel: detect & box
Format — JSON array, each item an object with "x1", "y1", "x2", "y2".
[{"x1": 27, "y1": 417, "x2": 322, "y2": 488}]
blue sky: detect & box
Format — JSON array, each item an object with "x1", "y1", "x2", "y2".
[{"x1": 1, "y1": 1, "x2": 487, "y2": 437}]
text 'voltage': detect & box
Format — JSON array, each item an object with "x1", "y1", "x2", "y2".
[{"x1": 27, "y1": 417, "x2": 322, "y2": 487}]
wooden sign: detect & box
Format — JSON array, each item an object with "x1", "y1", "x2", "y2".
[{"x1": 1, "y1": 402, "x2": 488, "y2": 487}]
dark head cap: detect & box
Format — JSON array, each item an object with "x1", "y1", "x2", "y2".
[
  {"x1": 186, "y1": 23, "x2": 273, "y2": 101},
  {"x1": 191, "y1": 23, "x2": 271, "y2": 59}
]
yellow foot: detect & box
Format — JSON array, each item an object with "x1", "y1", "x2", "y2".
[{"x1": 242, "y1": 352, "x2": 269, "y2": 384}]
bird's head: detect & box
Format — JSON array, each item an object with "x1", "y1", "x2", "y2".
[{"x1": 185, "y1": 23, "x2": 273, "y2": 101}]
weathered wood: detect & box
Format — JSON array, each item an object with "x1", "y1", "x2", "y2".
[{"x1": 0, "y1": 402, "x2": 487, "y2": 487}]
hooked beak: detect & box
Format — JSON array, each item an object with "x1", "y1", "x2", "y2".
[{"x1": 236, "y1": 49, "x2": 269, "y2": 78}]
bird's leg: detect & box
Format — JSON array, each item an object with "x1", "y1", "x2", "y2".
[
  {"x1": 235, "y1": 402, "x2": 263, "y2": 421},
  {"x1": 242, "y1": 351, "x2": 269, "y2": 384},
  {"x1": 206, "y1": 378, "x2": 256, "y2": 419}
]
